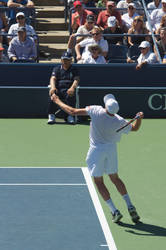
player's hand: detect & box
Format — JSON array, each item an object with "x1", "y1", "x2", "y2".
[
  {"x1": 67, "y1": 87, "x2": 75, "y2": 96},
  {"x1": 136, "y1": 112, "x2": 144, "y2": 119}
]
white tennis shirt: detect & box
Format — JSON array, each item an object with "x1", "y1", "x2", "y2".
[{"x1": 86, "y1": 105, "x2": 132, "y2": 147}]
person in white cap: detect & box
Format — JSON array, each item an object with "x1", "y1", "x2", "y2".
[
  {"x1": 147, "y1": 0, "x2": 162, "y2": 15},
  {"x1": 136, "y1": 40, "x2": 158, "y2": 69},
  {"x1": 117, "y1": 0, "x2": 143, "y2": 15},
  {"x1": 103, "y1": 16, "x2": 124, "y2": 45},
  {"x1": 148, "y1": 0, "x2": 166, "y2": 31},
  {"x1": 8, "y1": 12, "x2": 37, "y2": 43},
  {"x1": 122, "y1": 3, "x2": 139, "y2": 32},
  {"x1": 51, "y1": 92, "x2": 144, "y2": 224}
]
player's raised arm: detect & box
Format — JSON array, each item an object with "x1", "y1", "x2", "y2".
[{"x1": 51, "y1": 93, "x2": 87, "y2": 116}]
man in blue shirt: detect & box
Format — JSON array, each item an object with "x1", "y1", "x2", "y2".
[{"x1": 48, "y1": 52, "x2": 80, "y2": 124}]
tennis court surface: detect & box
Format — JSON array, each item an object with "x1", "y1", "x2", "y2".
[{"x1": 0, "y1": 167, "x2": 116, "y2": 250}]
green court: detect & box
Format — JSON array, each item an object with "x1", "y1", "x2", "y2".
[{"x1": 0, "y1": 118, "x2": 166, "y2": 250}]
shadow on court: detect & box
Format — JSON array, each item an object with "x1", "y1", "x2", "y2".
[{"x1": 118, "y1": 221, "x2": 166, "y2": 237}]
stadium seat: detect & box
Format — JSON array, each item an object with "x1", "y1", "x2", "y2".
[
  {"x1": 107, "y1": 44, "x2": 128, "y2": 63},
  {"x1": 127, "y1": 45, "x2": 140, "y2": 61}
]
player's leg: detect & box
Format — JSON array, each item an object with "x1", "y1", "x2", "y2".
[
  {"x1": 93, "y1": 176, "x2": 122, "y2": 223},
  {"x1": 109, "y1": 173, "x2": 140, "y2": 223}
]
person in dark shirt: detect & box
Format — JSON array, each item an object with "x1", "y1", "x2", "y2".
[
  {"x1": 48, "y1": 52, "x2": 80, "y2": 124},
  {"x1": 103, "y1": 16, "x2": 123, "y2": 45}
]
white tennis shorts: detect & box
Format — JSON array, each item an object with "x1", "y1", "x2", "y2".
[{"x1": 86, "y1": 143, "x2": 118, "y2": 177}]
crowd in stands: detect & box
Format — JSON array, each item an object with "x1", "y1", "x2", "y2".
[
  {"x1": 0, "y1": 0, "x2": 37, "y2": 62},
  {"x1": 66, "y1": 0, "x2": 166, "y2": 65},
  {"x1": 0, "y1": 0, "x2": 166, "y2": 64}
]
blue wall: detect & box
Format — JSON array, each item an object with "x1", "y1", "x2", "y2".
[{"x1": 0, "y1": 63, "x2": 166, "y2": 118}]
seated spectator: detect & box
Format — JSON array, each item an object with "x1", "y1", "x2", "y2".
[
  {"x1": 78, "y1": 44, "x2": 107, "y2": 63},
  {"x1": 8, "y1": 26, "x2": 37, "y2": 62},
  {"x1": 96, "y1": 0, "x2": 107, "y2": 8},
  {"x1": 156, "y1": 14, "x2": 166, "y2": 35},
  {"x1": 154, "y1": 27, "x2": 166, "y2": 60},
  {"x1": 103, "y1": 16, "x2": 124, "y2": 45},
  {"x1": 71, "y1": 1, "x2": 94, "y2": 32},
  {"x1": 117, "y1": 0, "x2": 143, "y2": 15},
  {"x1": 97, "y1": 1, "x2": 122, "y2": 30},
  {"x1": 122, "y1": 3, "x2": 139, "y2": 32},
  {"x1": 48, "y1": 52, "x2": 80, "y2": 124},
  {"x1": 7, "y1": 0, "x2": 35, "y2": 26},
  {"x1": 127, "y1": 41, "x2": 158, "y2": 68},
  {"x1": 8, "y1": 11, "x2": 37, "y2": 42},
  {"x1": 67, "y1": 14, "x2": 96, "y2": 53},
  {"x1": 128, "y1": 16, "x2": 150, "y2": 46},
  {"x1": 75, "y1": 26, "x2": 108, "y2": 61},
  {"x1": 148, "y1": 0, "x2": 166, "y2": 32},
  {"x1": 0, "y1": 8, "x2": 8, "y2": 44},
  {"x1": 0, "y1": 45, "x2": 9, "y2": 62},
  {"x1": 147, "y1": 0, "x2": 162, "y2": 15}
]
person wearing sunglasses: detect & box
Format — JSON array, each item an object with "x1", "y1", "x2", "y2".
[
  {"x1": 122, "y1": 3, "x2": 139, "y2": 32},
  {"x1": 75, "y1": 27, "x2": 108, "y2": 62},
  {"x1": 8, "y1": 12, "x2": 37, "y2": 43},
  {"x1": 127, "y1": 41, "x2": 158, "y2": 68}
]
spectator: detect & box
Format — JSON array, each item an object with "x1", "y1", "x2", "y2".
[
  {"x1": 122, "y1": 3, "x2": 139, "y2": 32},
  {"x1": 97, "y1": 1, "x2": 122, "y2": 30},
  {"x1": 154, "y1": 27, "x2": 166, "y2": 60},
  {"x1": 8, "y1": 26, "x2": 37, "y2": 62},
  {"x1": 103, "y1": 16, "x2": 124, "y2": 45},
  {"x1": 149, "y1": 0, "x2": 166, "y2": 32},
  {"x1": 147, "y1": 0, "x2": 162, "y2": 15},
  {"x1": 48, "y1": 52, "x2": 80, "y2": 124},
  {"x1": 0, "y1": 45, "x2": 9, "y2": 62},
  {"x1": 71, "y1": 1, "x2": 94, "y2": 32},
  {"x1": 0, "y1": 7, "x2": 8, "y2": 44},
  {"x1": 96, "y1": 0, "x2": 107, "y2": 8},
  {"x1": 127, "y1": 41, "x2": 158, "y2": 68},
  {"x1": 67, "y1": 14, "x2": 96, "y2": 53},
  {"x1": 75, "y1": 26, "x2": 109, "y2": 61},
  {"x1": 81, "y1": 0, "x2": 97, "y2": 15},
  {"x1": 78, "y1": 44, "x2": 107, "y2": 63},
  {"x1": 7, "y1": 0, "x2": 35, "y2": 26},
  {"x1": 156, "y1": 14, "x2": 166, "y2": 35},
  {"x1": 8, "y1": 11, "x2": 37, "y2": 42},
  {"x1": 128, "y1": 16, "x2": 150, "y2": 46},
  {"x1": 117, "y1": 0, "x2": 143, "y2": 15}
]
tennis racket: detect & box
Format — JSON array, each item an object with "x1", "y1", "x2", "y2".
[{"x1": 116, "y1": 114, "x2": 141, "y2": 132}]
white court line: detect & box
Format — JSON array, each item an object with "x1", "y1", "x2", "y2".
[
  {"x1": 82, "y1": 168, "x2": 117, "y2": 250},
  {"x1": 0, "y1": 183, "x2": 86, "y2": 186}
]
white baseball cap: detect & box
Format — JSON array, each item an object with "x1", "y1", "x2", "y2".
[
  {"x1": 128, "y1": 3, "x2": 136, "y2": 8},
  {"x1": 16, "y1": 12, "x2": 25, "y2": 18},
  {"x1": 103, "y1": 94, "x2": 119, "y2": 114},
  {"x1": 139, "y1": 41, "x2": 150, "y2": 48},
  {"x1": 107, "y1": 16, "x2": 117, "y2": 27},
  {"x1": 162, "y1": 0, "x2": 166, "y2": 3}
]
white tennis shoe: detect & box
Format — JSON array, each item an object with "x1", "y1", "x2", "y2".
[{"x1": 47, "y1": 114, "x2": 56, "y2": 124}]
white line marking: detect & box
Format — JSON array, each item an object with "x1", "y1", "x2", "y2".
[
  {"x1": 0, "y1": 183, "x2": 86, "y2": 186},
  {"x1": 0, "y1": 167, "x2": 84, "y2": 168},
  {"x1": 82, "y1": 168, "x2": 117, "y2": 250},
  {"x1": 100, "y1": 245, "x2": 109, "y2": 247}
]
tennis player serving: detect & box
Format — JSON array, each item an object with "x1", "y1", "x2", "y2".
[{"x1": 51, "y1": 93, "x2": 144, "y2": 223}]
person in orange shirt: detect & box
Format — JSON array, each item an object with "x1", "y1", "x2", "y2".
[
  {"x1": 97, "y1": 1, "x2": 122, "y2": 30},
  {"x1": 71, "y1": 1, "x2": 94, "y2": 32}
]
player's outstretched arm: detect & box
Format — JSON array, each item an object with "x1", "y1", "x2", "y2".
[
  {"x1": 131, "y1": 112, "x2": 144, "y2": 131},
  {"x1": 51, "y1": 93, "x2": 87, "y2": 116}
]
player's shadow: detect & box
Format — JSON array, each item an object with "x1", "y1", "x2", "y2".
[{"x1": 118, "y1": 221, "x2": 166, "y2": 237}]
